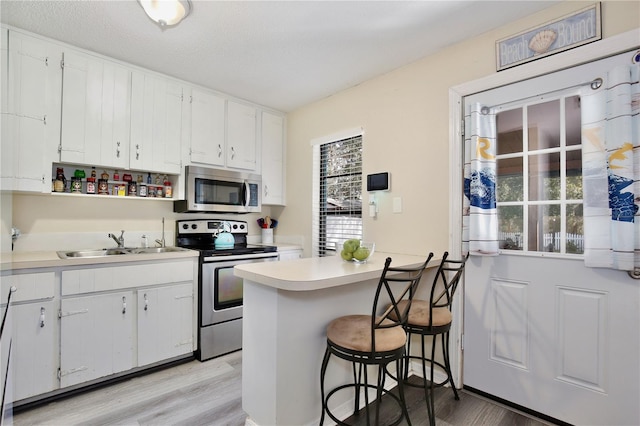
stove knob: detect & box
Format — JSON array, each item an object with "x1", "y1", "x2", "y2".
[
  {"x1": 233, "y1": 224, "x2": 238, "y2": 229},
  {"x1": 182, "y1": 224, "x2": 189, "y2": 230},
  {"x1": 191, "y1": 224, "x2": 198, "y2": 230},
  {"x1": 239, "y1": 224, "x2": 245, "y2": 230}
]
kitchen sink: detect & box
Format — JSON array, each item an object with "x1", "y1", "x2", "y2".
[
  {"x1": 57, "y1": 246, "x2": 190, "y2": 259},
  {"x1": 127, "y1": 247, "x2": 188, "y2": 254}
]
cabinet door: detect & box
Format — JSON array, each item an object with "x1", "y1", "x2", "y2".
[
  {"x1": 189, "y1": 88, "x2": 225, "y2": 166},
  {"x1": 3, "y1": 31, "x2": 62, "y2": 192},
  {"x1": 278, "y1": 250, "x2": 302, "y2": 261},
  {"x1": 1, "y1": 28, "x2": 9, "y2": 191},
  {"x1": 227, "y1": 100, "x2": 257, "y2": 170},
  {"x1": 130, "y1": 71, "x2": 182, "y2": 174},
  {"x1": 3, "y1": 301, "x2": 58, "y2": 402},
  {"x1": 137, "y1": 283, "x2": 194, "y2": 366},
  {"x1": 261, "y1": 111, "x2": 285, "y2": 205},
  {"x1": 60, "y1": 291, "x2": 134, "y2": 388},
  {"x1": 161, "y1": 81, "x2": 183, "y2": 174},
  {"x1": 60, "y1": 50, "x2": 131, "y2": 169}
]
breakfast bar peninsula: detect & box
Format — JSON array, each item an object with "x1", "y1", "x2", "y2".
[{"x1": 235, "y1": 252, "x2": 438, "y2": 426}]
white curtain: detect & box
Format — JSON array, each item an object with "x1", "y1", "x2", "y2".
[
  {"x1": 462, "y1": 103, "x2": 499, "y2": 256},
  {"x1": 581, "y1": 64, "x2": 640, "y2": 271}
]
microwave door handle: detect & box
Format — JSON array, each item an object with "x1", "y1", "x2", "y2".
[{"x1": 243, "y1": 181, "x2": 250, "y2": 207}]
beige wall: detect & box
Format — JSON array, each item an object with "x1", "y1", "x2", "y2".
[{"x1": 281, "y1": 1, "x2": 640, "y2": 256}]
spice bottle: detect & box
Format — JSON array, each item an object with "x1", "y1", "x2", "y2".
[
  {"x1": 86, "y1": 167, "x2": 96, "y2": 194},
  {"x1": 54, "y1": 167, "x2": 66, "y2": 192}
]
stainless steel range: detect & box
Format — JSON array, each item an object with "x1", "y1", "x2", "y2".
[{"x1": 176, "y1": 219, "x2": 278, "y2": 361}]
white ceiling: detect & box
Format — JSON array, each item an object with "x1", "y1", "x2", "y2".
[{"x1": 1, "y1": 1, "x2": 560, "y2": 112}]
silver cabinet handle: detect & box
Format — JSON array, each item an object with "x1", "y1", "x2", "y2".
[
  {"x1": 264, "y1": 185, "x2": 269, "y2": 196},
  {"x1": 144, "y1": 293, "x2": 148, "y2": 311},
  {"x1": 217, "y1": 144, "x2": 222, "y2": 158},
  {"x1": 40, "y1": 307, "x2": 45, "y2": 327},
  {"x1": 122, "y1": 296, "x2": 127, "y2": 314},
  {"x1": 231, "y1": 146, "x2": 235, "y2": 160},
  {"x1": 116, "y1": 141, "x2": 121, "y2": 158},
  {"x1": 136, "y1": 144, "x2": 140, "y2": 160}
]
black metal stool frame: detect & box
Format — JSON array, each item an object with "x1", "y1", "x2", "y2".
[
  {"x1": 401, "y1": 251, "x2": 468, "y2": 426},
  {"x1": 320, "y1": 253, "x2": 434, "y2": 426}
]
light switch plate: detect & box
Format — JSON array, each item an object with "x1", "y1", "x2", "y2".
[{"x1": 393, "y1": 197, "x2": 402, "y2": 213}]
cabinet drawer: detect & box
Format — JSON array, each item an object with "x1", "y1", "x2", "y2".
[
  {"x1": 1, "y1": 272, "x2": 55, "y2": 303},
  {"x1": 62, "y1": 260, "x2": 195, "y2": 296}
]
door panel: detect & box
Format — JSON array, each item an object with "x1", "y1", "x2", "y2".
[{"x1": 462, "y1": 51, "x2": 640, "y2": 426}]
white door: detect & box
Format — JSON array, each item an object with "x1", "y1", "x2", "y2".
[
  {"x1": 137, "y1": 283, "x2": 193, "y2": 366},
  {"x1": 227, "y1": 100, "x2": 257, "y2": 170},
  {"x1": 463, "y1": 51, "x2": 640, "y2": 426},
  {"x1": 60, "y1": 291, "x2": 134, "y2": 388},
  {"x1": 261, "y1": 111, "x2": 285, "y2": 205},
  {"x1": 190, "y1": 88, "x2": 226, "y2": 166},
  {"x1": 8, "y1": 301, "x2": 58, "y2": 401}
]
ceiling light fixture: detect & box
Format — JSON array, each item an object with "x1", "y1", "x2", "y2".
[{"x1": 138, "y1": 0, "x2": 191, "y2": 29}]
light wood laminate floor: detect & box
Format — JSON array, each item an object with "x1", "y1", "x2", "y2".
[{"x1": 13, "y1": 350, "x2": 553, "y2": 426}]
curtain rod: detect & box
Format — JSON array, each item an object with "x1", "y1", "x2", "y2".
[{"x1": 481, "y1": 77, "x2": 603, "y2": 114}]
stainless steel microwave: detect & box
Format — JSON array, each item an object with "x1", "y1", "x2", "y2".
[{"x1": 174, "y1": 166, "x2": 262, "y2": 214}]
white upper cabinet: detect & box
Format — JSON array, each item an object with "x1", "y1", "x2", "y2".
[
  {"x1": 2, "y1": 30, "x2": 62, "y2": 192},
  {"x1": 130, "y1": 71, "x2": 183, "y2": 175},
  {"x1": 60, "y1": 50, "x2": 131, "y2": 169},
  {"x1": 189, "y1": 88, "x2": 226, "y2": 166},
  {"x1": 261, "y1": 111, "x2": 286, "y2": 205},
  {"x1": 226, "y1": 100, "x2": 258, "y2": 171}
]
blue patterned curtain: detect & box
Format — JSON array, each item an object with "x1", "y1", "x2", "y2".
[
  {"x1": 581, "y1": 64, "x2": 640, "y2": 271},
  {"x1": 463, "y1": 103, "x2": 499, "y2": 256}
]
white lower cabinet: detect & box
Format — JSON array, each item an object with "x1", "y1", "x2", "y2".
[
  {"x1": 60, "y1": 291, "x2": 135, "y2": 388},
  {"x1": 137, "y1": 283, "x2": 193, "y2": 366},
  {"x1": 5, "y1": 300, "x2": 58, "y2": 401},
  {"x1": 57, "y1": 259, "x2": 196, "y2": 393},
  {"x1": 1, "y1": 272, "x2": 58, "y2": 402}
]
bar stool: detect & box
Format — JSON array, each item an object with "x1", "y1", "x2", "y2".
[
  {"x1": 319, "y1": 253, "x2": 434, "y2": 426},
  {"x1": 392, "y1": 251, "x2": 468, "y2": 425}
]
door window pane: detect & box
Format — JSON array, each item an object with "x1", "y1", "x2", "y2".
[
  {"x1": 528, "y1": 204, "x2": 561, "y2": 252},
  {"x1": 528, "y1": 100, "x2": 560, "y2": 150},
  {"x1": 496, "y1": 108, "x2": 523, "y2": 155},
  {"x1": 529, "y1": 152, "x2": 560, "y2": 201},
  {"x1": 566, "y1": 149, "x2": 583, "y2": 200},
  {"x1": 566, "y1": 204, "x2": 584, "y2": 254},
  {"x1": 497, "y1": 157, "x2": 523, "y2": 202},
  {"x1": 565, "y1": 96, "x2": 581, "y2": 146},
  {"x1": 498, "y1": 205, "x2": 523, "y2": 250}
]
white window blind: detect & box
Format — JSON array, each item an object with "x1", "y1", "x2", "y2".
[{"x1": 312, "y1": 134, "x2": 363, "y2": 257}]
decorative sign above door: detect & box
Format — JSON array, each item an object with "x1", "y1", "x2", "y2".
[{"x1": 496, "y1": 3, "x2": 601, "y2": 71}]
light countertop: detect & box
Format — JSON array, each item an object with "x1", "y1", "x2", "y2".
[
  {"x1": 1, "y1": 248, "x2": 199, "y2": 271},
  {"x1": 234, "y1": 251, "x2": 438, "y2": 291}
]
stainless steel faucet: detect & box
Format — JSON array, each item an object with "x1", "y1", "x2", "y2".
[
  {"x1": 108, "y1": 230, "x2": 125, "y2": 248},
  {"x1": 155, "y1": 217, "x2": 166, "y2": 247}
]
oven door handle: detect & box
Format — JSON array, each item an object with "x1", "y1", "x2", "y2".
[{"x1": 203, "y1": 253, "x2": 278, "y2": 263}]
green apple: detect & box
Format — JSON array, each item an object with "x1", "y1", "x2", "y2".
[
  {"x1": 353, "y1": 247, "x2": 370, "y2": 261},
  {"x1": 343, "y1": 239, "x2": 360, "y2": 253},
  {"x1": 341, "y1": 249, "x2": 353, "y2": 261}
]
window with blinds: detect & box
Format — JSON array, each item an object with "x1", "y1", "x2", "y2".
[{"x1": 313, "y1": 135, "x2": 363, "y2": 257}]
